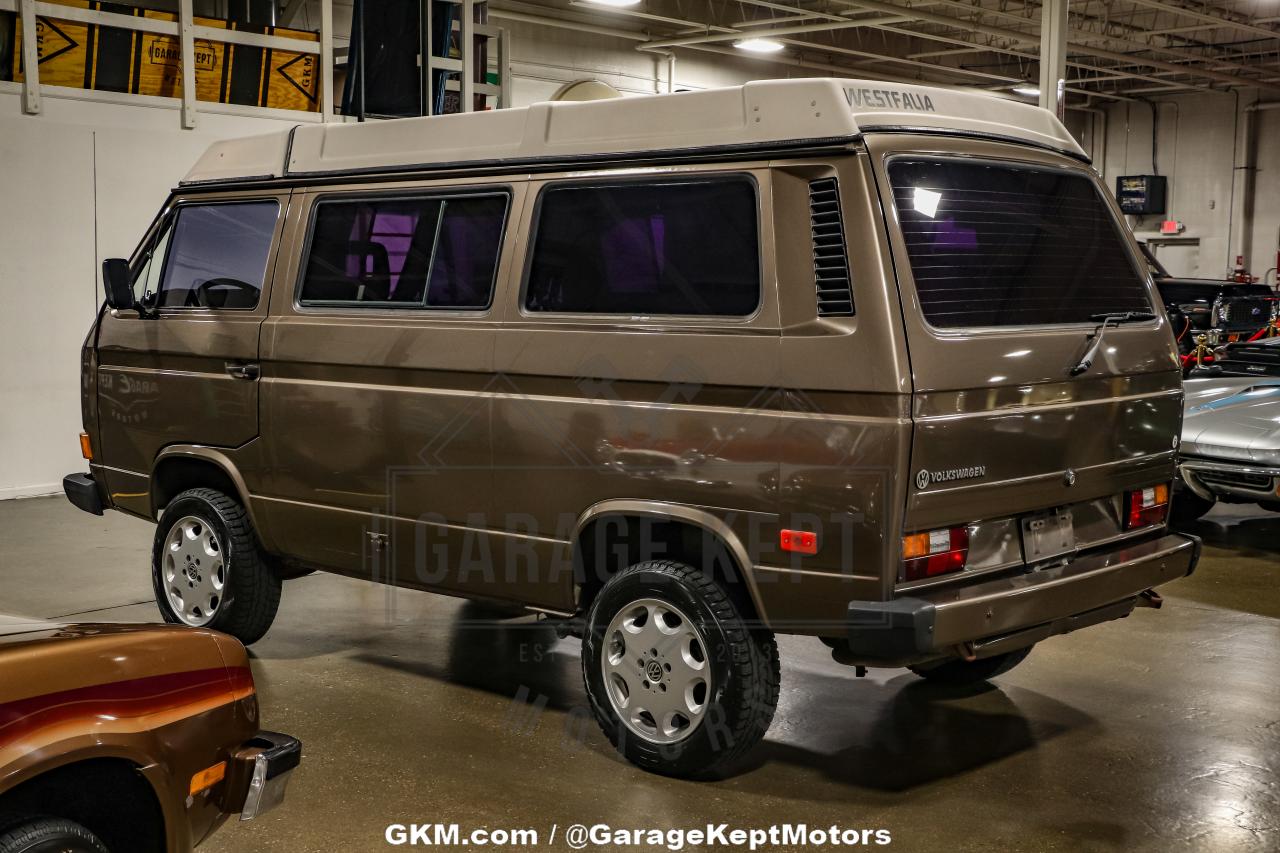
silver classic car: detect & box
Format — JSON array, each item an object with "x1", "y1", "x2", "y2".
[{"x1": 1178, "y1": 337, "x2": 1280, "y2": 521}]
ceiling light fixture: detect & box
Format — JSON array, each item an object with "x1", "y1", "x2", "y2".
[
  {"x1": 1012, "y1": 85, "x2": 1040, "y2": 98},
  {"x1": 734, "y1": 37, "x2": 785, "y2": 54},
  {"x1": 583, "y1": 0, "x2": 642, "y2": 7}
]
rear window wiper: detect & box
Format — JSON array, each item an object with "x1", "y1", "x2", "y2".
[{"x1": 1069, "y1": 311, "x2": 1157, "y2": 376}]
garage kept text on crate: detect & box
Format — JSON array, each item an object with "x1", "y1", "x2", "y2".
[{"x1": 3, "y1": 0, "x2": 318, "y2": 112}]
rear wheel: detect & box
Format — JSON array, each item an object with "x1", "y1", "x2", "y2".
[
  {"x1": 0, "y1": 817, "x2": 109, "y2": 853},
  {"x1": 909, "y1": 646, "x2": 1032, "y2": 687},
  {"x1": 581, "y1": 560, "x2": 779, "y2": 778},
  {"x1": 152, "y1": 488, "x2": 281, "y2": 644}
]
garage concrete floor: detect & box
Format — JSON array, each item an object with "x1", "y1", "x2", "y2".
[{"x1": 1, "y1": 495, "x2": 1277, "y2": 853}]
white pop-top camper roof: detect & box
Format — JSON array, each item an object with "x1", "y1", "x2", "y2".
[{"x1": 181, "y1": 77, "x2": 1084, "y2": 185}]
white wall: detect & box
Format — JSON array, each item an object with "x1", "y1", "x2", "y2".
[
  {"x1": 0, "y1": 91, "x2": 301, "y2": 498},
  {"x1": 1074, "y1": 93, "x2": 1280, "y2": 283}
]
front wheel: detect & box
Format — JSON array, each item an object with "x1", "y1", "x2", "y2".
[
  {"x1": 581, "y1": 560, "x2": 779, "y2": 779},
  {"x1": 152, "y1": 488, "x2": 281, "y2": 644},
  {"x1": 0, "y1": 817, "x2": 109, "y2": 853},
  {"x1": 909, "y1": 646, "x2": 1032, "y2": 687}
]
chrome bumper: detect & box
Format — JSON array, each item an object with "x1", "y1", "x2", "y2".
[
  {"x1": 846, "y1": 532, "x2": 1200, "y2": 665},
  {"x1": 226, "y1": 732, "x2": 302, "y2": 821},
  {"x1": 1180, "y1": 458, "x2": 1280, "y2": 502}
]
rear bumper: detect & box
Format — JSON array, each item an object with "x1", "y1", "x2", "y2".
[
  {"x1": 846, "y1": 532, "x2": 1201, "y2": 664},
  {"x1": 62, "y1": 472, "x2": 104, "y2": 516},
  {"x1": 223, "y1": 731, "x2": 302, "y2": 821}
]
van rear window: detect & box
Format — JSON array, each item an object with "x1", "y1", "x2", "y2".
[{"x1": 887, "y1": 160, "x2": 1152, "y2": 328}]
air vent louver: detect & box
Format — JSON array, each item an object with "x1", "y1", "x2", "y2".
[{"x1": 808, "y1": 178, "x2": 855, "y2": 317}]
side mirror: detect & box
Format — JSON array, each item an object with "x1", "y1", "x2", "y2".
[{"x1": 101, "y1": 259, "x2": 137, "y2": 313}]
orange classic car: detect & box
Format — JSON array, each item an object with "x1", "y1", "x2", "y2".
[{"x1": 0, "y1": 614, "x2": 299, "y2": 853}]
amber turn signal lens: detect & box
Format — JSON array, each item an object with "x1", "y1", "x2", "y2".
[
  {"x1": 190, "y1": 761, "x2": 227, "y2": 796},
  {"x1": 79, "y1": 432, "x2": 92, "y2": 460},
  {"x1": 902, "y1": 527, "x2": 969, "y2": 581}
]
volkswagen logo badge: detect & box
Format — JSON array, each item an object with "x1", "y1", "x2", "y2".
[
  {"x1": 1064, "y1": 468, "x2": 1077, "y2": 487},
  {"x1": 915, "y1": 469, "x2": 931, "y2": 490}
]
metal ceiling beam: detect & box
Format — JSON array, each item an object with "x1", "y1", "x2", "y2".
[
  {"x1": 1121, "y1": 0, "x2": 1280, "y2": 42},
  {"x1": 495, "y1": 1, "x2": 1137, "y2": 103},
  {"x1": 870, "y1": 0, "x2": 1268, "y2": 81},
  {"x1": 869, "y1": 22, "x2": 1191, "y2": 91},
  {"x1": 728, "y1": 0, "x2": 1190, "y2": 93},
  {"x1": 830, "y1": 0, "x2": 1280, "y2": 92}
]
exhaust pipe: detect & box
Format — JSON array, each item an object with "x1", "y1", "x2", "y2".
[{"x1": 1137, "y1": 589, "x2": 1163, "y2": 609}]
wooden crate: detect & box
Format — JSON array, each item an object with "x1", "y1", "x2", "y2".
[{"x1": 11, "y1": 0, "x2": 319, "y2": 112}]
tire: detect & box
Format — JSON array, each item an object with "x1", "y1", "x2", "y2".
[
  {"x1": 0, "y1": 817, "x2": 109, "y2": 853},
  {"x1": 152, "y1": 488, "x2": 281, "y2": 644},
  {"x1": 581, "y1": 560, "x2": 780, "y2": 779},
  {"x1": 909, "y1": 645, "x2": 1032, "y2": 687},
  {"x1": 1171, "y1": 489, "x2": 1216, "y2": 524},
  {"x1": 1257, "y1": 500, "x2": 1280, "y2": 513}
]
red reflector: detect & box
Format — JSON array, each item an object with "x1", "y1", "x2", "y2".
[
  {"x1": 1125, "y1": 484, "x2": 1170, "y2": 530},
  {"x1": 779, "y1": 529, "x2": 818, "y2": 555},
  {"x1": 903, "y1": 526, "x2": 969, "y2": 581}
]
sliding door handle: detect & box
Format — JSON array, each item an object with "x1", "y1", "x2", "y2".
[{"x1": 225, "y1": 362, "x2": 260, "y2": 381}]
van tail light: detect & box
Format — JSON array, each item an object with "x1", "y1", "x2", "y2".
[
  {"x1": 1125, "y1": 483, "x2": 1170, "y2": 530},
  {"x1": 902, "y1": 526, "x2": 969, "y2": 581},
  {"x1": 79, "y1": 432, "x2": 93, "y2": 461}
]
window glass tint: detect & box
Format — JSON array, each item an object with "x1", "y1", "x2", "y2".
[
  {"x1": 887, "y1": 160, "x2": 1152, "y2": 328},
  {"x1": 525, "y1": 179, "x2": 760, "y2": 316},
  {"x1": 300, "y1": 194, "x2": 506, "y2": 308},
  {"x1": 426, "y1": 196, "x2": 507, "y2": 308},
  {"x1": 156, "y1": 202, "x2": 278, "y2": 309}
]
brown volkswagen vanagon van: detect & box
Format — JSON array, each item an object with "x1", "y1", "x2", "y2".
[{"x1": 66, "y1": 79, "x2": 1200, "y2": 777}]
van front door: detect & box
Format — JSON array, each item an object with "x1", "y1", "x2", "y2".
[{"x1": 96, "y1": 195, "x2": 287, "y2": 515}]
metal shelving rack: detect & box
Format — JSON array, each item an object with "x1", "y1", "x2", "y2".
[{"x1": 421, "y1": 0, "x2": 510, "y2": 115}]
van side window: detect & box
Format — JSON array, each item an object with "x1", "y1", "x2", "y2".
[
  {"x1": 524, "y1": 179, "x2": 760, "y2": 316},
  {"x1": 156, "y1": 202, "x2": 279, "y2": 309},
  {"x1": 299, "y1": 193, "x2": 508, "y2": 309}
]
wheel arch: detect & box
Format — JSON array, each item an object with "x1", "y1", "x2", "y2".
[
  {"x1": 150, "y1": 447, "x2": 270, "y2": 550},
  {"x1": 0, "y1": 752, "x2": 172, "y2": 853},
  {"x1": 571, "y1": 500, "x2": 770, "y2": 627}
]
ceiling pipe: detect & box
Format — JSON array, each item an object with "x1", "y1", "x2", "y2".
[{"x1": 637, "y1": 14, "x2": 910, "y2": 51}]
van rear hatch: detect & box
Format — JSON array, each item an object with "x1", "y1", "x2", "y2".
[{"x1": 867, "y1": 137, "x2": 1182, "y2": 581}]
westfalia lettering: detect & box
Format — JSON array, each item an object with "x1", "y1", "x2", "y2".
[{"x1": 844, "y1": 87, "x2": 936, "y2": 112}]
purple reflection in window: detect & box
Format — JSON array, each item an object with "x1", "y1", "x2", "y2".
[
  {"x1": 602, "y1": 215, "x2": 666, "y2": 294},
  {"x1": 932, "y1": 217, "x2": 978, "y2": 250}
]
